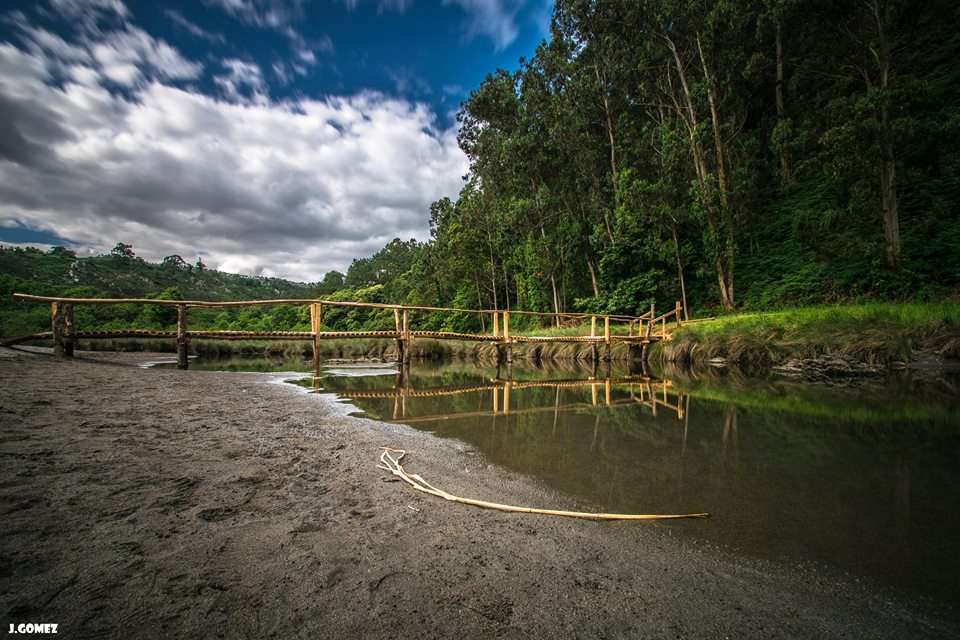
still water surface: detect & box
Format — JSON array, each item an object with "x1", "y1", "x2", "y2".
[{"x1": 164, "y1": 356, "x2": 960, "y2": 610}]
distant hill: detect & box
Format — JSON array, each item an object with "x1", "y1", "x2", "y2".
[{"x1": 0, "y1": 245, "x2": 317, "y2": 338}]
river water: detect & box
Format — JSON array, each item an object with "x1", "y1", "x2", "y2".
[{"x1": 162, "y1": 356, "x2": 960, "y2": 612}]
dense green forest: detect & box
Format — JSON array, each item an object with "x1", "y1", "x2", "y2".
[
  {"x1": 3, "y1": 0, "x2": 959, "y2": 341},
  {"x1": 342, "y1": 0, "x2": 960, "y2": 320}
]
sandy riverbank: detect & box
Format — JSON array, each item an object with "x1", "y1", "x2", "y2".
[{"x1": 0, "y1": 348, "x2": 955, "y2": 639}]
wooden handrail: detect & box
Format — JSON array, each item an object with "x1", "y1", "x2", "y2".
[{"x1": 11, "y1": 293, "x2": 641, "y2": 322}]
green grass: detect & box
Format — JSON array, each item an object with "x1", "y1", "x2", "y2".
[{"x1": 660, "y1": 302, "x2": 960, "y2": 366}]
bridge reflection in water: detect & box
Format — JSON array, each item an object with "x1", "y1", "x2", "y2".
[{"x1": 298, "y1": 364, "x2": 686, "y2": 426}]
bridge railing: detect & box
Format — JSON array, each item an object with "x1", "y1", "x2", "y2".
[{"x1": 5, "y1": 293, "x2": 681, "y2": 369}]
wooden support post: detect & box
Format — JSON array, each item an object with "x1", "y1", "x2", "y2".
[
  {"x1": 493, "y1": 312, "x2": 499, "y2": 338},
  {"x1": 503, "y1": 382, "x2": 510, "y2": 415},
  {"x1": 503, "y1": 311, "x2": 512, "y2": 364},
  {"x1": 394, "y1": 309, "x2": 404, "y2": 364},
  {"x1": 63, "y1": 303, "x2": 74, "y2": 357},
  {"x1": 176, "y1": 304, "x2": 188, "y2": 369},
  {"x1": 310, "y1": 303, "x2": 322, "y2": 373},
  {"x1": 402, "y1": 309, "x2": 410, "y2": 365},
  {"x1": 645, "y1": 303, "x2": 655, "y2": 338},
  {"x1": 676, "y1": 301, "x2": 682, "y2": 328},
  {"x1": 603, "y1": 316, "x2": 611, "y2": 362},
  {"x1": 590, "y1": 314, "x2": 599, "y2": 364},
  {"x1": 51, "y1": 302, "x2": 64, "y2": 357}
]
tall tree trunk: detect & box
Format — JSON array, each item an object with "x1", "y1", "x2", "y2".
[
  {"x1": 541, "y1": 225, "x2": 562, "y2": 325},
  {"x1": 475, "y1": 278, "x2": 486, "y2": 331},
  {"x1": 696, "y1": 33, "x2": 735, "y2": 308},
  {"x1": 586, "y1": 256, "x2": 600, "y2": 298},
  {"x1": 775, "y1": 22, "x2": 794, "y2": 186},
  {"x1": 486, "y1": 230, "x2": 499, "y2": 312},
  {"x1": 594, "y1": 63, "x2": 619, "y2": 194},
  {"x1": 871, "y1": 0, "x2": 901, "y2": 267},
  {"x1": 502, "y1": 264, "x2": 511, "y2": 311},
  {"x1": 672, "y1": 225, "x2": 690, "y2": 321},
  {"x1": 696, "y1": 34, "x2": 730, "y2": 214},
  {"x1": 664, "y1": 31, "x2": 734, "y2": 310}
]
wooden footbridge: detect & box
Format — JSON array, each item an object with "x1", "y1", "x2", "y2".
[{"x1": 5, "y1": 294, "x2": 683, "y2": 369}]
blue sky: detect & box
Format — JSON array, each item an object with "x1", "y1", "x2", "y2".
[{"x1": 0, "y1": 0, "x2": 551, "y2": 280}]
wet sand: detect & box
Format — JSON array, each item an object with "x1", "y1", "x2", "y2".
[{"x1": 0, "y1": 347, "x2": 955, "y2": 639}]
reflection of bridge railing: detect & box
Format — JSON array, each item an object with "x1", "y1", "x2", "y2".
[
  {"x1": 317, "y1": 375, "x2": 686, "y2": 423},
  {"x1": 6, "y1": 294, "x2": 684, "y2": 369}
]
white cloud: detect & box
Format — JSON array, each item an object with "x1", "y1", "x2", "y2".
[
  {"x1": 442, "y1": 0, "x2": 523, "y2": 50},
  {"x1": 0, "y1": 41, "x2": 468, "y2": 281},
  {"x1": 47, "y1": 0, "x2": 129, "y2": 19},
  {"x1": 341, "y1": 0, "x2": 414, "y2": 12},
  {"x1": 214, "y1": 58, "x2": 268, "y2": 104},
  {"x1": 14, "y1": 18, "x2": 203, "y2": 88},
  {"x1": 165, "y1": 9, "x2": 227, "y2": 44},
  {"x1": 205, "y1": 0, "x2": 303, "y2": 30}
]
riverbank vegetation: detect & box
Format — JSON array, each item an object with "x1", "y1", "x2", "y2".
[{"x1": 658, "y1": 302, "x2": 960, "y2": 366}]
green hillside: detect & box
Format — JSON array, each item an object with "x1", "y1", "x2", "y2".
[{"x1": 0, "y1": 245, "x2": 317, "y2": 338}]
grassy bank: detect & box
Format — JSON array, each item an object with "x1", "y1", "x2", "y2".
[{"x1": 657, "y1": 303, "x2": 960, "y2": 368}]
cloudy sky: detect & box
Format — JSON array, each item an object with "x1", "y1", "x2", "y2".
[{"x1": 0, "y1": 0, "x2": 550, "y2": 281}]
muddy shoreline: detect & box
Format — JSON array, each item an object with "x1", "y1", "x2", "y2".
[{"x1": 0, "y1": 348, "x2": 956, "y2": 638}]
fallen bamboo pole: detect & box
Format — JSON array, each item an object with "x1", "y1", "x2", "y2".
[{"x1": 378, "y1": 448, "x2": 708, "y2": 521}]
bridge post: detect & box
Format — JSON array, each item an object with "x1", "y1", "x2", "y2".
[
  {"x1": 603, "y1": 315, "x2": 611, "y2": 362},
  {"x1": 310, "y1": 303, "x2": 322, "y2": 373},
  {"x1": 394, "y1": 309, "x2": 404, "y2": 364},
  {"x1": 176, "y1": 304, "x2": 188, "y2": 370},
  {"x1": 590, "y1": 315, "x2": 598, "y2": 364},
  {"x1": 51, "y1": 302, "x2": 64, "y2": 357},
  {"x1": 63, "y1": 303, "x2": 74, "y2": 357},
  {"x1": 645, "y1": 303, "x2": 655, "y2": 338},
  {"x1": 402, "y1": 309, "x2": 410, "y2": 365},
  {"x1": 503, "y1": 311, "x2": 512, "y2": 364}
]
